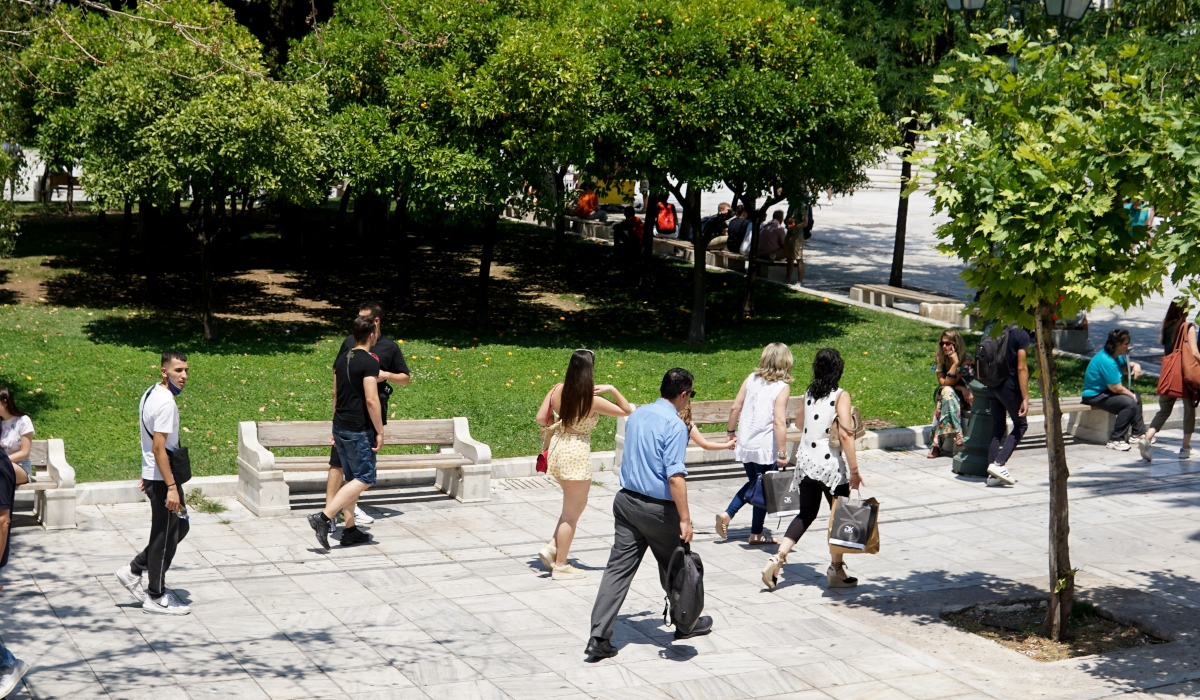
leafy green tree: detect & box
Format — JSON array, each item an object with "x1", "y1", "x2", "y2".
[
  {"x1": 926, "y1": 31, "x2": 1200, "y2": 640},
  {"x1": 589, "y1": 0, "x2": 888, "y2": 341}
]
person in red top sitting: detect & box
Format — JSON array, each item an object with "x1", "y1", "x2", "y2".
[{"x1": 571, "y1": 182, "x2": 607, "y2": 221}]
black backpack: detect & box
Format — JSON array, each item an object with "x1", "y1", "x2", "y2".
[
  {"x1": 976, "y1": 324, "x2": 1016, "y2": 388},
  {"x1": 662, "y1": 542, "x2": 705, "y2": 631}
]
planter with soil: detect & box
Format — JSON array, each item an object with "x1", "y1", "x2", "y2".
[{"x1": 942, "y1": 598, "x2": 1168, "y2": 662}]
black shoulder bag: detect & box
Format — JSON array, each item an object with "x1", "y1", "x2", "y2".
[{"x1": 140, "y1": 386, "x2": 191, "y2": 484}]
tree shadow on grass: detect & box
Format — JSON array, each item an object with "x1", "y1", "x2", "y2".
[{"x1": 82, "y1": 314, "x2": 332, "y2": 356}]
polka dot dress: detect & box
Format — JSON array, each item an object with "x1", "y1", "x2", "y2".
[{"x1": 798, "y1": 389, "x2": 847, "y2": 490}]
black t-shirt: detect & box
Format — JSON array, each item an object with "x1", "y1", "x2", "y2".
[
  {"x1": 0, "y1": 451, "x2": 14, "y2": 570},
  {"x1": 336, "y1": 334, "x2": 408, "y2": 424},
  {"x1": 1005, "y1": 327, "x2": 1032, "y2": 389},
  {"x1": 726, "y1": 217, "x2": 751, "y2": 252},
  {"x1": 333, "y1": 348, "x2": 381, "y2": 432}
]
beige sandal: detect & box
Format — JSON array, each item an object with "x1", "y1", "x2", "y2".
[
  {"x1": 762, "y1": 555, "x2": 783, "y2": 591},
  {"x1": 826, "y1": 561, "x2": 859, "y2": 588},
  {"x1": 715, "y1": 514, "x2": 728, "y2": 540}
]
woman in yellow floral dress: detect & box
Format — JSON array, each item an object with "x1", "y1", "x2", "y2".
[{"x1": 535, "y1": 349, "x2": 632, "y2": 580}]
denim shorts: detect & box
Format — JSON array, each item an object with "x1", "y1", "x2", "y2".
[{"x1": 332, "y1": 425, "x2": 377, "y2": 486}]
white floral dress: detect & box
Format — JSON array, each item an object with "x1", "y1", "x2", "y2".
[{"x1": 797, "y1": 389, "x2": 847, "y2": 490}]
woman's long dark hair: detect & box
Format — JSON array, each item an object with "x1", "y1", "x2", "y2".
[
  {"x1": 0, "y1": 387, "x2": 24, "y2": 418},
  {"x1": 805, "y1": 348, "x2": 844, "y2": 400},
  {"x1": 559, "y1": 350, "x2": 595, "y2": 427},
  {"x1": 1162, "y1": 299, "x2": 1190, "y2": 345}
]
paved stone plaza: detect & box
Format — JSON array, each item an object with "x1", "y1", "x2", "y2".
[{"x1": 3, "y1": 431, "x2": 1200, "y2": 699}]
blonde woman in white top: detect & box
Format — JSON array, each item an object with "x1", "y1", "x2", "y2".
[
  {"x1": 716, "y1": 343, "x2": 792, "y2": 545},
  {"x1": 761, "y1": 348, "x2": 865, "y2": 591}
]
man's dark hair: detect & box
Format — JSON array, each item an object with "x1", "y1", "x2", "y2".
[
  {"x1": 1105, "y1": 328, "x2": 1131, "y2": 356},
  {"x1": 359, "y1": 300, "x2": 384, "y2": 323},
  {"x1": 660, "y1": 368, "x2": 694, "y2": 399},
  {"x1": 160, "y1": 350, "x2": 187, "y2": 367},
  {"x1": 351, "y1": 315, "x2": 376, "y2": 345},
  {"x1": 623, "y1": 205, "x2": 635, "y2": 219},
  {"x1": 581, "y1": 181, "x2": 595, "y2": 191}
]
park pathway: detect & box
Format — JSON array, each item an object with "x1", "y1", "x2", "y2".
[{"x1": 2, "y1": 430, "x2": 1200, "y2": 699}]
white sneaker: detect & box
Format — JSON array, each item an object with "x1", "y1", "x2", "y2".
[
  {"x1": 1106, "y1": 440, "x2": 1132, "y2": 452},
  {"x1": 987, "y1": 463, "x2": 1016, "y2": 485},
  {"x1": 1138, "y1": 438, "x2": 1152, "y2": 462},
  {"x1": 986, "y1": 476, "x2": 1006, "y2": 487},
  {"x1": 1181, "y1": 447, "x2": 1191, "y2": 460},
  {"x1": 114, "y1": 566, "x2": 147, "y2": 603},
  {"x1": 353, "y1": 506, "x2": 374, "y2": 524},
  {"x1": 0, "y1": 658, "x2": 29, "y2": 698},
  {"x1": 143, "y1": 590, "x2": 191, "y2": 616}
]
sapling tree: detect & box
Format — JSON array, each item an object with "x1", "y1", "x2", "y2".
[{"x1": 925, "y1": 30, "x2": 1200, "y2": 640}]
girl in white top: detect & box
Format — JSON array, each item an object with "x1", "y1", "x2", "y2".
[
  {"x1": 761, "y1": 348, "x2": 865, "y2": 591},
  {"x1": 716, "y1": 343, "x2": 793, "y2": 545},
  {"x1": 0, "y1": 387, "x2": 33, "y2": 485}
]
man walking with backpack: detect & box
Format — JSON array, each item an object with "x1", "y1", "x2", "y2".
[
  {"x1": 585, "y1": 369, "x2": 712, "y2": 661},
  {"x1": 975, "y1": 324, "x2": 1030, "y2": 486}
]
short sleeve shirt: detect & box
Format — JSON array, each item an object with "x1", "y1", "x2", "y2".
[
  {"x1": 1, "y1": 415, "x2": 34, "y2": 456},
  {"x1": 0, "y1": 450, "x2": 14, "y2": 569},
  {"x1": 336, "y1": 335, "x2": 409, "y2": 424},
  {"x1": 1004, "y1": 328, "x2": 1032, "y2": 391},
  {"x1": 1082, "y1": 351, "x2": 1127, "y2": 398},
  {"x1": 139, "y1": 384, "x2": 180, "y2": 481},
  {"x1": 333, "y1": 349, "x2": 381, "y2": 432},
  {"x1": 577, "y1": 192, "x2": 599, "y2": 216}
]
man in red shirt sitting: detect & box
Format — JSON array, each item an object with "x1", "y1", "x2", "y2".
[{"x1": 571, "y1": 182, "x2": 608, "y2": 222}]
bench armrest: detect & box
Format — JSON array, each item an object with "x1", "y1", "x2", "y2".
[
  {"x1": 238, "y1": 421, "x2": 275, "y2": 471},
  {"x1": 452, "y1": 417, "x2": 491, "y2": 465},
  {"x1": 45, "y1": 439, "x2": 76, "y2": 489}
]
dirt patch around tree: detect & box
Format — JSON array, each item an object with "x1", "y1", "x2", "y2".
[{"x1": 942, "y1": 598, "x2": 1167, "y2": 662}]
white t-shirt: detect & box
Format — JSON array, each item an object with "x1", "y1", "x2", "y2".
[
  {"x1": 139, "y1": 384, "x2": 179, "y2": 481},
  {"x1": 1, "y1": 415, "x2": 34, "y2": 456}
]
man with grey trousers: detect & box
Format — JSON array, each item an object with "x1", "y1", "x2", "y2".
[{"x1": 585, "y1": 368, "x2": 712, "y2": 660}]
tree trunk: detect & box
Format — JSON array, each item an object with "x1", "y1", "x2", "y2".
[
  {"x1": 394, "y1": 192, "x2": 411, "y2": 298},
  {"x1": 666, "y1": 182, "x2": 707, "y2": 344},
  {"x1": 889, "y1": 126, "x2": 919, "y2": 288},
  {"x1": 1036, "y1": 300, "x2": 1073, "y2": 640},
  {"x1": 120, "y1": 200, "x2": 132, "y2": 261},
  {"x1": 338, "y1": 184, "x2": 352, "y2": 226},
  {"x1": 553, "y1": 167, "x2": 568, "y2": 252},
  {"x1": 66, "y1": 170, "x2": 74, "y2": 214},
  {"x1": 475, "y1": 216, "x2": 498, "y2": 331},
  {"x1": 740, "y1": 200, "x2": 762, "y2": 319},
  {"x1": 97, "y1": 208, "x2": 107, "y2": 234},
  {"x1": 201, "y1": 196, "x2": 218, "y2": 342}
]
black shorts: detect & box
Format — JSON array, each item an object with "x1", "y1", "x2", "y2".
[{"x1": 329, "y1": 445, "x2": 341, "y2": 469}]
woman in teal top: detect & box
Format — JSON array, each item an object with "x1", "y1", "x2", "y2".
[{"x1": 1081, "y1": 329, "x2": 1149, "y2": 455}]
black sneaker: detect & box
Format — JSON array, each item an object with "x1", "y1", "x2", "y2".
[
  {"x1": 308, "y1": 513, "x2": 331, "y2": 550},
  {"x1": 673, "y1": 615, "x2": 713, "y2": 640},
  {"x1": 584, "y1": 637, "x2": 618, "y2": 660},
  {"x1": 340, "y1": 526, "x2": 372, "y2": 547}
]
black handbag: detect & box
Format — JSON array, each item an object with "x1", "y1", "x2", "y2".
[{"x1": 141, "y1": 387, "x2": 191, "y2": 484}]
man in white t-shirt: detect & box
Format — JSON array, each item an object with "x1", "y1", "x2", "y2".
[{"x1": 114, "y1": 350, "x2": 192, "y2": 615}]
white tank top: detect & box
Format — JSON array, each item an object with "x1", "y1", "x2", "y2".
[{"x1": 734, "y1": 374, "x2": 787, "y2": 465}]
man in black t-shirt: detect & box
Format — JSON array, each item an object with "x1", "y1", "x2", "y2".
[
  {"x1": 987, "y1": 326, "x2": 1031, "y2": 487},
  {"x1": 310, "y1": 315, "x2": 385, "y2": 550},
  {"x1": 0, "y1": 451, "x2": 30, "y2": 695},
  {"x1": 324, "y1": 302, "x2": 410, "y2": 533}
]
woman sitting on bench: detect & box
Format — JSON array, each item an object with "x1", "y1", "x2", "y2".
[
  {"x1": 927, "y1": 331, "x2": 971, "y2": 458},
  {"x1": 1081, "y1": 329, "x2": 1150, "y2": 455},
  {"x1": 0, "y1": 388, "x2": 32, "y2": 486}
]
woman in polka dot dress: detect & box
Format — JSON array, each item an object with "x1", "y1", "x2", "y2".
[
  {"x1": 535, "y1": 350, "x2": 632, "y2": 580},
  {"x1": 761, "y1": 348, "x2": 865, "y2": 591}
]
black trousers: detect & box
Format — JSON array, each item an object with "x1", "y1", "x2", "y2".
[
  {"x1": 1082, "y1": 390, "x2": 1146, "y2": 440},
  {"x1": 589, "y1": 489, "x2": 684, "y2": 641},
  {"x1": 783, "y1": 477, "x2": 851, "y2": 543},
  {"x1": 988, "y1": 382, "x2": 1028, "y2": 466},
  {"x1": 130, "y1": 480, "x2": 189, "y2": 599}
]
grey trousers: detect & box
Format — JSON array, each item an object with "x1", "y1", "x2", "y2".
[
  {"x1": 589, "y1": 489, "x2": 683, "y2": 641},
  {"x1": 1150, "y1": 394, "x2": 1196, "y2": 435}
]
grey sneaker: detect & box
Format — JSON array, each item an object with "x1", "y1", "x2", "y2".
[
  {"x1": 1106, "y1": 440, "x2": 1132, "y2": 452},
  {"x1": 987, "y1": 463, "x2": 1016, "y2": 485},
  {"x1": 143, "y1": 590, "x2": 190, "y2": 616},
  {"x1": 1180, "y1": 447, "x2": 1191, "y2": 459},
  {"x1": 114, "y1": 565, "x2": 147, "y2": 603},
  {"x1": 0, "y1": 658, "x2": 29, "y2": 698},
  {"x1": 986, "y1": 476, "x2": 1006, "y2": 487},
  {"x1": 1138, "y1": 437, "x2": 1153, "y2": 462}
]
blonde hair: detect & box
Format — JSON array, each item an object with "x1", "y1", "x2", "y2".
[
  {"x1": 678, "y1": 403, "x2": 692, "y2": 427},
  {"x1": 754, "y1": 342, "x2": 794, "y2": 384},
  {"x1": 935, "y1": 330, "x2": 966, "y2": 372}
]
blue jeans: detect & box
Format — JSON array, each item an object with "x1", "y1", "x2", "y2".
[
  {"x1": 0, "y1": 639, "x2": 15, "y2": 673},
  {"x1": 725, "y1": 462, "x2": 774, "y2": 535},
  {"x1": 333, "y1": 425, "x2": 377, "y2": 486}
]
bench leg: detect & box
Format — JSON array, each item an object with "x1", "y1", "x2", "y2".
[
  {"x1": 37, "y1": 488, "x2": 77, "y2": 530},
  {"x1": 437, "y1": 464, "x2": 491, "y2": 503},
  {"x1": 237, "y1": 461, "x2": 292, "y2": 517},
  {"x1": 1068, "y1": 409, "x2": 1115, "y2": 445}
]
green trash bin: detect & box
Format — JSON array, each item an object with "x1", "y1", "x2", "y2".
[{"x1": 952, "y1": 379, "x2": 992, "y2": 477}]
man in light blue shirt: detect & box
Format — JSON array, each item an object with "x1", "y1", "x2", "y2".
[{"x1": 586, "y1": 369, "x2": 712, "y2": 660}]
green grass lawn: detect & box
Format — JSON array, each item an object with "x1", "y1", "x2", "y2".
[{"x1": 0, "y1": 207, "x2": 1150, "y2": 482}]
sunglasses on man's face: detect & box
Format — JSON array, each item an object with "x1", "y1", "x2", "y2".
[{"x1": 688, "y1": 390, "x2": 697, "y2": 399}]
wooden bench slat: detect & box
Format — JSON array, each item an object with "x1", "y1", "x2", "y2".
[
  {"x1": 273, "y1": 454, "x2": 469, "y2": 472},
  {"x1": 687, "y1": 397, "x2": 804, "y2": 425},
  {"x1": 28, "y1": 441, "x2": 48, "y2": 467},
  {"x1": 257, "y1": 420, "x2": 457, "y2": 447},
  {"x1": 852, "y1": 284, "x2": 958, "y2": 304}
]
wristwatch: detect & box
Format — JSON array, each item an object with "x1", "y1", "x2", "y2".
[{"x1": 777, "y1": 450, "x2": 788, "y2": 460}]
